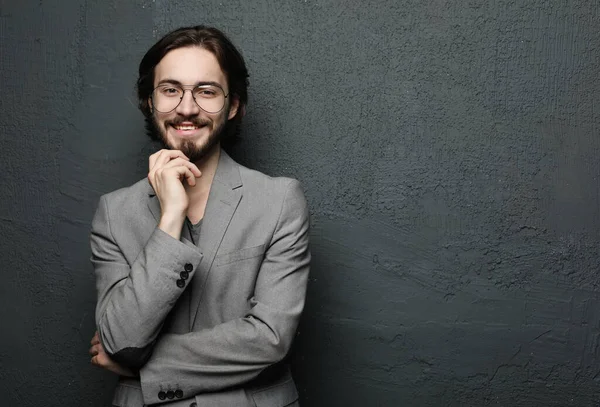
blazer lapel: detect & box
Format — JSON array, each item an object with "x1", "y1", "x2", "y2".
[{"x1": 189, "y1": 150, "x2": 243, "y2": 326}]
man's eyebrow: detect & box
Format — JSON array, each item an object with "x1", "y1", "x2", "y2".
[
  {"x1": 156, "y1": 79, "x2": 224, "y2": 88},
  {"x1": 157, "y1": 78, "x2": 183, "y2": 86}
]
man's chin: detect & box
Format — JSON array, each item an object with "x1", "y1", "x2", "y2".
[
  {"x1": 181, "y1": 140, "x2": 218, "y2": 162},
  {"x1": 160, "y1": 135, "x2": 219, "y2": 163}
]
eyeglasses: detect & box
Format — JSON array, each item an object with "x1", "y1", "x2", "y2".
[{"x1": 151, "y1": 83, "x2": 228, "y2": 113}]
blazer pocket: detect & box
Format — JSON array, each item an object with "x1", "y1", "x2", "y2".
[
  {"x1": 214, "y1": 244, "x2": 266, "y2": 266},
  {"x1": 250, "y1": 376, "x2": 299, "y2": 407}
]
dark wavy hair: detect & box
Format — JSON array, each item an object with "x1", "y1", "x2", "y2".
[{"x1": 136, "y1": 26, "x2": 249, "y2": 147}]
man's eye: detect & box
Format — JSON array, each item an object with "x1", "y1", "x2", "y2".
[
  {"x1": 162, "y1": 87, "x2": 180, "y2": 95},
  {"x1": 196, "y1": 88, "x2": 217, "y2": 97}
]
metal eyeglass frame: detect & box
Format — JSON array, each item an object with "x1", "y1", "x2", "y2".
[{"x1": 150, "y1": 83, "x2": 229, "y2": 114}]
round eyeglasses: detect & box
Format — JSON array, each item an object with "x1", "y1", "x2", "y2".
[{"x1": 151, "y1": 83, "x2": 228, "y2": 114}]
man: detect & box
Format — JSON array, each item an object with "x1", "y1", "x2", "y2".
[{"x1": 88, "y1": 26, "x2": 310, "y2": 407}]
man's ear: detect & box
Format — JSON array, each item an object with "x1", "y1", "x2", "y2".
[
  {"x1": 148, "y1": 97, "x2": 153, "y2": 113},
  {"x1": 228, "y1": 95, "x2": 240, "y2": 120}
]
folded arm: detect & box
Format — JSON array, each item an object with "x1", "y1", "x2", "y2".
[{"x1": 91, "y1": 195, "x2": 203, "y2": 369}]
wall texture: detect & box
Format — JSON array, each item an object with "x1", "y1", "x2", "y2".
[{"x1": 1, "y1": 0, "x2": 600, "y2": 406}]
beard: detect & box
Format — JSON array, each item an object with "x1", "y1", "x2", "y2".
[{"x1": 151, "y1": 107, "x2": 230, "y2": 162}]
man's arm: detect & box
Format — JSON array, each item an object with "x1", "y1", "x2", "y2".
[
  {"x1": 92, "y1": 150, "x2": 202, "y2": 370},
  {"x1": 91, "y1": 195, "x2": 203, "y2": 369},
  {"x1": 139, "y1": 180, "x2": 310, "y2": 404}
]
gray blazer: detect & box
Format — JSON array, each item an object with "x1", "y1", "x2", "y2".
[{"x1": 91, "y1": 150, "x2": 310, "y2": 407}]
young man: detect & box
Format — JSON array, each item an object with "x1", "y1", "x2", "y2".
[{"x1": 88, "y1": 26, "x2": 310, "y2": 407}]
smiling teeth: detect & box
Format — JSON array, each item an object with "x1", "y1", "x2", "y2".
[{"x1": 175, "y1": 125, "x2": 198, "y2": 130}]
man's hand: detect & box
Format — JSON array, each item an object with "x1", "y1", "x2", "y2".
[
  {"x1": 147, "y1": 149, "x2": 201, "y2": 239},
  {"x1": 89, "y1": 331, "x2": 137, "y2": 377}
]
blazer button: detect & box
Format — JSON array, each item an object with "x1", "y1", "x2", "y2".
[
  {"x1": 180, "y1": 271, "x2": 189, "y2": 280},
  {"x1": 184, "y1": 263, "x2": 193, "y2": 272},
  {"x1": 175, "y1": 389, "x2": 183, "y2": 398},
  {"x1": 166, "y1": 390, "x2": 175, "y2": 399},
  {"x1": 176, "y1": 279, "x2": 185, "y2": 288},
  {"x1": 158, "y1": 391, "x2": 166, "y2": 400}
]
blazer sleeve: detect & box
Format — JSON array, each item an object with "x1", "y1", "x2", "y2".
[
  {"x1": 138, "y1": 180, "x2": 311, "y2": 404},
  {"x1": 91, "y1": 195, "x2": 204, "y2": 369}
]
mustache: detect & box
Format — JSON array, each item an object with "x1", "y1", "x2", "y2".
[{"x1": 167, "y1": 117, "x2": 212, "y2": 127}]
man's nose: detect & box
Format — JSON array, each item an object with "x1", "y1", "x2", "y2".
[{"x1": 175, "y1": 89, "x2": 201, "y2": 116}]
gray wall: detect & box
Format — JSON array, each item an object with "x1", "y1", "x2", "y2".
[{"x1": 1, "y1": 0, "x2": 600, "y2": 405}]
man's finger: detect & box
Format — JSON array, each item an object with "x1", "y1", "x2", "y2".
[
  {"x1": 183, "y1": 168, "x2": 197, "y2": 186},
  {"x1": 149, "y1": 150, "x2": 163, "y2": 171},
  {"x1": 92, "y1": 352, "x2": 118, "y2": 371},
  {"x1": 93, "y1": 351, "x2": 111, "y2": 367},
  {"x1": 165, "y1": 166, "x2": 197, "y2": 187},
  {"x1": 90, "y1": 331, "x2": 100, "y2": 345},
  {"x1": 150, "y1": 150, "x2": 189, "y2": 172},
  {"x1": 148, "y1": 149, "x2": 165, "y2": 170},
  {"x1": 162, "y1": 158, "x2": 202, "y2": 177},
  {"x1": 89, "y1": 344, "x2": 101, "y2": 356}
]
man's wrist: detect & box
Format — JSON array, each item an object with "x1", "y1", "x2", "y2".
[{"x1": 158, "y1": 212, "x2": 186, "y2": 240}]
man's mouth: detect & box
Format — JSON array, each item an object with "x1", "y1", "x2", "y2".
[
  {"x1": 173, "y1": 124, "x2": 201, "y2": 131},
  {"x1": 168, "y1": 121, "x2": 211, "y2": 136}
]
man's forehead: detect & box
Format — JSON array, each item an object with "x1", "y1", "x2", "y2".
[{"x1": 154, "y1": 46, "x2": 226, "y2": 86}]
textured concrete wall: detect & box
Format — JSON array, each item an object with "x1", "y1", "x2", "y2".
[{"x1": 1, "y1": 0, "x2": 600, "y2": 405}]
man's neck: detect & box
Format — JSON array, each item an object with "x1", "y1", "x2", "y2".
[{"x1": 184, "y1": 144, "x2": 220, "y2": 222}]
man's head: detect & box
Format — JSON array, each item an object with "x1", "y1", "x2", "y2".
[{"x1": 137, "y1": 26, "x2": 249, "y2": 161}]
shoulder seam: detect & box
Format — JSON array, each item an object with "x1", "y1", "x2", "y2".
[{"x1": 270, "y1": 179, "x2": 298, "y2": 242}]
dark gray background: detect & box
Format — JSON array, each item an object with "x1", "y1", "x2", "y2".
[{"x1": 1, "y1": 0, "x2": 600, "y2": 406}]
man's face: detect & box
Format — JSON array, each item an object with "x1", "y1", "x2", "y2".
[{"x1": 150, "y1": 46, "x2": 239, "y2": 162}]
